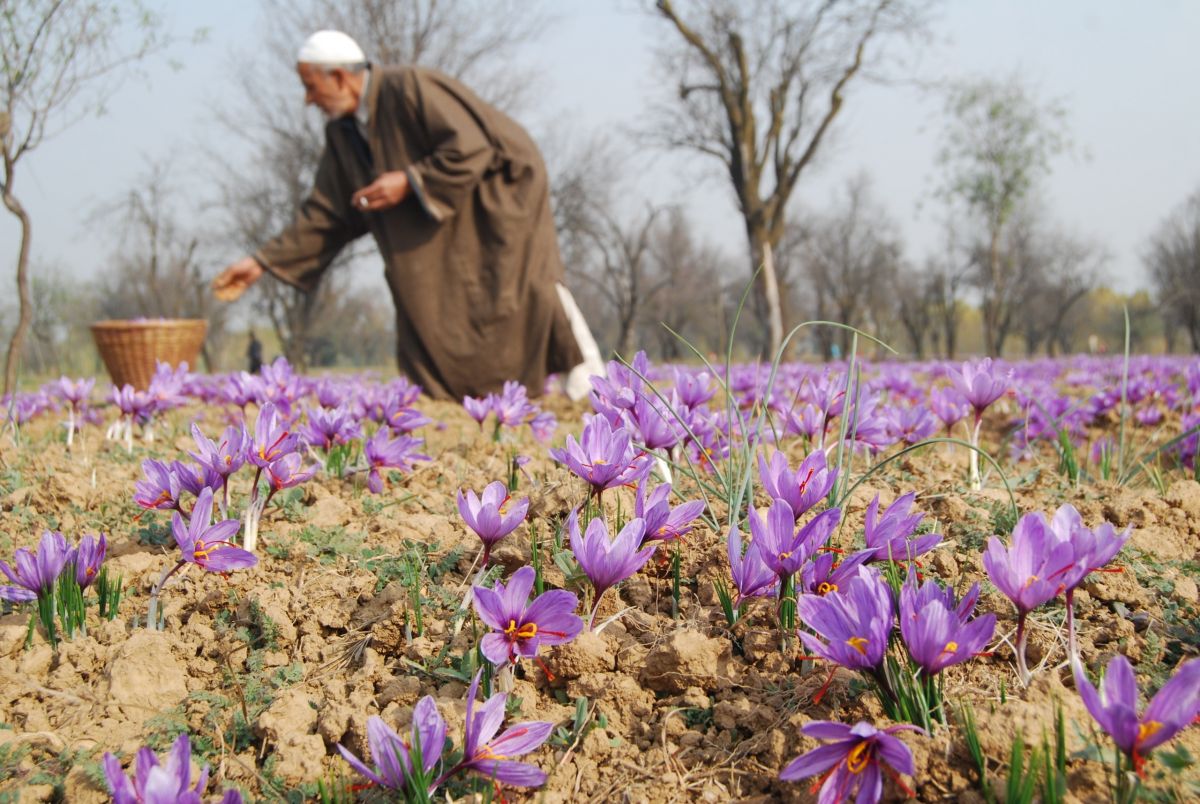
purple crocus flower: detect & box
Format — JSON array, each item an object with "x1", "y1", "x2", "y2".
[
  {"x1": 190, "y1": 423, "x2": 248, "y2": 480},
  {"x1": 528, "y1": 410, "x2": 557, "y2": 443},
  {"x1": 726, "y1": 526, "x2": 778, "y2": 604},
  {"x1": 493, "y1": 381, "x2": 537, "y2": 428},
  {"x1": 862, "y1": 493, "x2": 941, "y2": 564},
  {"x1": 948, "y1": 358, "x2": 1011, "y2": 415},
  {"x1": 299, "y1": 406, "x2": 362, "y2": 451},
  {"x1": 899, "y1": 579, "x2": 996, "y2": 676},
  {"x1": 103, "y1": 732, "x2": 242, "y2": 804},
  {"x1": 622, "y1": 393, "x2": 683, "y2": 451},
  {"x1": 473, "y1": 566, "x2": 583, "y2": 666},
  {"x1": 463, "y1": 394, "x2": 494, "y2": 426},
  {"x1": 172, "y1": 460, "x2": 224, "y2": 499},
  {"x1": 110, "y1": 383, "x2": 156, "y2": 422},
  {"x1": 134, "y1": 459, "x2": 183, "y2": 512},
  {"x1": 246, "y1": 403, "x2": 298, "y2": 469},
  {"x1": 265, "y1": 453, "x2": 318, "y2": 493},
  {"x1": 1046, "y1": 504, "x2": 1129, "y2": 594},
  {"x1": 795, "y1": 566, "x2": 894, "y2": 672},
  {"x1": 459, "y1": 668, "x2": 553, "y2": 787},
  {"x1": 757, "y1": 450, "x2": 837, "y2": 521},
  {"x1": 383, "y1": 399, "x2": 431, "y2": 434},
  {"x1": 54, "y1": 376, "x2": 94, "y2": 408},
  {"x1": 71, "y1": 533, "x2": 107, "y2": 589},
  {"x1": 634, "y1": 478, "x2": 705, "y2": 545},
  {"x1": 798, "y1": 547, "x2": 873, "y2": 597},
  {"x1": 337, "y1": 700, "x2": 446, "y2": 793},
  {"x1": 779, "y1": 720, "x2": 922, "y2": 804},
  {"x1": 749, "y1": 501, "x2": 841, "y2": 580},
  {"x1": 363, "y1": 428, "x2": 430, "y2": 494},
  {"x1": 172, "y1": 488, "x2": 257, "y2": 573},
  {"x1": 457, "y1": 481, "x2": 530, "y2": 563},
  {"x1": 983, "y1": 511, "x2": 1078, "y2": 684},
  {"x1": 549, "y1": 414, "x2": 652, "y2": 498},
  {"x1": 568, "y1": 511, "x2": 655, "y2": 627},
  {"x1": 886, "y1": 404, "x2": 938, "y2": 444},
  {"x1": 982, "y1": 512, "x2": 1076, "y2": 615},
  {"x1": 672, "y1": 367, "x2": 715, "y2": 408},
  {"x1": 0, "y1": 530, "x2": 71, "y2": 603},
  {"x1": 1074, "y1": 655, "x2": 1200, "y2": 775},
  {"x1": 929, "y1": 386, "x2": 969, "y2": 432}
]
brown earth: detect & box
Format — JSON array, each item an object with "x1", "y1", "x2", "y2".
[{"x1": 0, "y1": 397, "x2": 1197, "y2": 802}]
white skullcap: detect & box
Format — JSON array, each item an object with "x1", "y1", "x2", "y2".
[{"x1": 297, "y1": 30, "x2": 365, "y2": 66}]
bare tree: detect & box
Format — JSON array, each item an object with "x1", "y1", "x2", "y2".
[
  {"x1": 643, "y1": 206, "x2": 732, "y2": 359},
  {"x1": 1013, "y1": 224, "x2": 1103, "y2": 356},
  {"x1": 891, "y1": 262, "x2": 933, "y2": 358},
  {"x1": 90, "y1": 161, "x2": 234, "y2": 369},
  {"x1": 647, "y1": 0, "x2": 930, "y2": 357},
  {"x1": 1, "y1": 0, "x2": 165, "y2": 394},
  {"x1": 936, "y1": 76, "x2": 1069, "y2": 355},
  {"x1": 798, "y1": 175, "x2": 903, "y2": 359},
  {"x1": 211, "y1": 0, "x2": 551, "y2": 368},
  {"x1": 1146, "y1": 187, "x2": 1200, "y2": 352}
]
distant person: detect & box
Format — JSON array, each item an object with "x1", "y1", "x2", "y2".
[
  {"x1": 247, "y1": 330, "x2": 263, "y2": 374},
  {"x1": 212, "y1": 30, "x2": 603, "y2": 400}
]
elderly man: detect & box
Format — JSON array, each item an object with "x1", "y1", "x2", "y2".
[{"x1": 213, "y1": 30, "x2": 603, "y2": 400}]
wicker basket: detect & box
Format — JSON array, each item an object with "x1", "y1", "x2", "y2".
[{"x1": 90, "y1": 319, "x2": 208, "y2": 391}]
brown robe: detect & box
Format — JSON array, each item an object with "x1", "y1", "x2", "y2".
[{"x1": 254, "y1": 66, "x2": 583, "y2": 399}]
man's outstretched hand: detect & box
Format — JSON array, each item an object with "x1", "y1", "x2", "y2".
[
  {"x1": 213, "y1": 257, "x2": 264, "y2": 302},
  {"x1": 351, "y1": 170, "x2": 410, "y2": 212}
]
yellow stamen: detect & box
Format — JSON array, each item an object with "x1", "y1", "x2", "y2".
[
  {"x1": 846, "y1": 741, "x2": 871, "y2": 774},
  {"x1": 1138, "y1": 721, "x2": 1162, "y2": 743},
  {"x1": 941, "y1": 641, "x2": 959, "y2": 655},
  {"x1": 817, "y1": 582, "x2": 838, "y2": 595},
  {"x1": 847, "y1": 636, "x2": 869, "y2": 655},
  {"x1": 473, "y1": 745, "x2": 507, "y2": 762},
  {"x1": 504, "y1": 619, "x2": 538, "y2": 640},
  {"x1": 1023, "y1": 575, "x2": 1039, "y2": 589}
]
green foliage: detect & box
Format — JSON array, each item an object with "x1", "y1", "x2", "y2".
[
  {"x1": 549, "y1": 696, "x2": 606, "y2": 750},
  {"x1": 298, "y1": 525, "x2": 365, "y2": 564}
]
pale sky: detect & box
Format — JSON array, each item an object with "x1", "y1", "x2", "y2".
[{"x1": 5, "y1": 0, "x2": 1200, "y2": 295}]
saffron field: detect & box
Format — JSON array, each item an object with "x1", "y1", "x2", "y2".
[{"x1": 0, "y1": 354, "x2": 1198, "y2": 803}]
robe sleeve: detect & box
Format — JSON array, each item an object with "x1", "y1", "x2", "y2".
[
  {"x1": 253, "y1": 141, "x2": 369, "y2": 293},
  {"x1": 401, "y1": 71, "x2": 496, "y2": 224}
]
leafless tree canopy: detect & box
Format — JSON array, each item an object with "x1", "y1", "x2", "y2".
[
  {"x1": 646, "y1": 0, "x2": 930, "y2": 356},
  {"x1": 1147, "y1": 188, "x2": 1200, "y2": 352},
  {"x1": 1, "y1": 0, "x2": 166, "y2": 394}
]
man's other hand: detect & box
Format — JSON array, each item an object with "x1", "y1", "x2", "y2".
[
  {"x1": 213, "y1": 257, "x2": 264, "y2": 302},
  {"x1": 351, "y1": 170, "x2": 410, "y2": 212}
]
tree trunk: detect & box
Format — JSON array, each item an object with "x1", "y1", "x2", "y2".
[
  {"x1": 2, "y1": 190, "x2": 32, "y2": 398},
  {"x1": 748, "y1": 234, "x2": 784, "y2": 359}
]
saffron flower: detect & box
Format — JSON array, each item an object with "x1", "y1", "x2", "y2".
[
  {"x1": 458, "y1": 668, "x2": 554, "y2": 787},
  {"x1": 549, "y1": 414, "x2": 651, "y2": 498},
  {"x1": 363, "y1": 428, "x2": 430, "y2": 494},
  {"x1": 726, "y1": 526, "x2": 778, "y2": 604},
  {"x1": 71, "y1": 533, "x2": 107, "y2": 589},
  {"x1": 899, "y1": 579, "x2": 995, "y2": 676},
  {"x1": 463, "y1": 394, "x2": 494, "y2": 426},
  {"x1": 983, "y1": 511, "x2": 1077, "y2": 685},
  {"x1": 799, "y1": 547, "x2": 873, "y2": 597},
  {"x1": 172, "y1": 488, "x2": 257, "y2": 573},
  {"x1": 947, "y1": 358, "x2": 1011, "y2": 415},
  {"x1": 929, "y1": 386, "x2": 968, "y2": 433},
  {"x1": 622, "y1": 393, "x2": 683, "y2": 451},
  {"x1": 861, "y1": 493, "x2": 940, "y2": 564},
  {"x1": 246, "y1": 403, "x2": 298, "y2": 469},
  {"x1": 473, "y1": 566, "x2": 583, "y2": 666},
  {"x1": 634, "y1": 479, "x2": 705, "y2": 545},
  {"x1": 134, "y1": 459, "x2": 183, "y2": 512},
  {"x1": 757, "y1": 450, "x2": 837, "y2": 521},
  {"x1": 0, "y1": 530, "x2": 70, "y2": 603},
  {"x1": 567, "y1": 511, "x2": 654, "y2": 627},
  {"x1": 190, "y1": 423, "x2": 248, "y2": 480},
  {"x1": 779, "y1": 720, "x2": 922, "y2": 804},
  {"x1": 337, "y1": 699, "x2": 446, "y2": 794},
  {"x1": 795, "y1": 566, "x2": 894, "y2": 672},
  {"x1": 264, "y1": 453, "x2": 318, "y2": 493},
  {"x1": 171, "y1": 460, "x2": 224, "y2": 499},
  {"x1": 1074, "y1": 654, "x2": 1200, "y2": 777},
  {"x1": 299, "y1": 406, "x2": 362, "y2": 450},
  {"x1": 457, "y1": 481, "x2": 530, "y2": 564},
  {"x1": 749, "y1": 501, "x2": 841, "y2": 580},
  {"x1": 103, "y1": 732, "x2": 242, "y2": 804}
]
